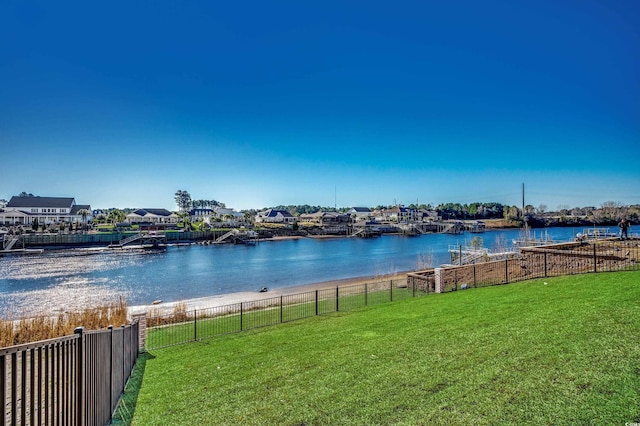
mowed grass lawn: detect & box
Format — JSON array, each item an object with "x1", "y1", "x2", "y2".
[{"x1": 122, "y1": 271, "x2": 640, "y2": 425}]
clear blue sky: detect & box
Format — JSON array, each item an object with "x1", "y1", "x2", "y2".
[{"x1": 1, "y1": 0, "x2": 638, "y2": 211}]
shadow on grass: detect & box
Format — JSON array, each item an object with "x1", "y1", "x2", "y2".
[{"x1": 111, "y1": 351, "x2": 156, "y2": 426}]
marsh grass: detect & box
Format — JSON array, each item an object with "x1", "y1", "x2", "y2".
[
  {"x1": 130, "y1": 271, "x2": 640, "y2": 425},
  {"x1": 0, "y1": 298, "x2": 129, "y2": 347}
]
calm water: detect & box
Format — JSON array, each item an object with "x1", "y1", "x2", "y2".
[{"x1": 0, "y1": 227, "x2": 583, "y2": 316}]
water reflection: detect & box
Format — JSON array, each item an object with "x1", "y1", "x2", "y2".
[{"x1": 0, "y1": 227, "x2": 580, "y2": 317}]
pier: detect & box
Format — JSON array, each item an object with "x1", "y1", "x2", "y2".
[{"x1": 109, "y1": 232, "x2": 168, "y2": 248}]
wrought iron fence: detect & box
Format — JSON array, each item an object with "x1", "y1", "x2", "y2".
[
  {"x1": 146, "y1": 279, "x2": 412, "y2": 350},
  {"x1": 1, "y1": 322, "x2": 139, "y2": 426},
  {"x1": 146, "y1": 239, "x2": 639, "y2": 351}
]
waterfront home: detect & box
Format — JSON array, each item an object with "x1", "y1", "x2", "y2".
[
  {"x1": 380, "y1": 206, "x2": 419, "y2": 222},
  {"x1": 348, "y1": 207, "x2": 373, "y2": 222},
  {"x1": 189, "y1": 208, "x2": 214, "y2": 224},
  {"x1": 299, "y1": 211, "x2": 351, "y2": 225},
  {"x1": 126, "y1": 208, "x2": 179, "y2": 224},
  {"x1": 255, "y1": 209, "x2": 296, "y2": 224},
  {"x1": 189, "y1": 207, "x2": 245, "y2": 226},
  {"x1": 213, "y1": 207, "x2": 245, "y2": 222},
  {"x1": 0, "y1": 196, "x2": 91, "y2": 225}
]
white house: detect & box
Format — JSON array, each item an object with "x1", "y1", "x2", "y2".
[
  {"x1": 213, "y1": 207, "x2": 245, "y2": 222},
  {"x1": 0, "y1": 196, "x2": 91, "y2": 225},
  {"x1": 188, "y1": 207, "x2": 245, "y2": 225},
  {"x1": 348, "y1": 207, "x2": 373, "y2": 222},
  {"x1": 126, "y1": 208, "x2": 179, "y2": 224},
  {"x1": 189, "y1": 208, "x2": 214, "y2": 224},
  {"x1": 255, "y1": 209, "x2": 296, "y2": 224}
]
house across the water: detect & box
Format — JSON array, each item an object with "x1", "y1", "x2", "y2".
[{"x1": 0, "y1": 196, "x2": 92, "y2": 225}]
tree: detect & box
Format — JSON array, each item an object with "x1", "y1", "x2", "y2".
[
  {"x1": 107, "y1": 209, "x2": 126, "y2": 226},
  {"x1": 76, "y1": 209, "x2": 91, "y2": 233},
  {"x1": 18, "y1": 192, "x2": 35, "y2": 197},
  {"x1": 175, "y1": 190, "x2": 192, "y2": 212},
  {"x1": 0, "y1": 199, "x2": 7, "y2": 208},
  {"x1": 177, "y1": 211, "x2": 191, "y2": 230}
]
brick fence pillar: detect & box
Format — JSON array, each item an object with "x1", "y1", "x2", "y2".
[
  {"x1": 434, "y1": 268, "x2": 443, "y2": 293},
  {"x1": 132, "y1": 313, "x2": 147, "y2": 351}
]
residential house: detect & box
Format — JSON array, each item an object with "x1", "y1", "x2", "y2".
[
  {"x1": 418, "y1": 209, "x2": 440, "y2": 222},
  {"x1": 299, "y1": 211, "x2": 350, "y2": 225},
  {"x1": 189, "y1": 207, "x2": 245, "y2": 226},
  {"x1": 213, "y1": 207, "x2": 245, "y2": 222},
  {"x1": 348, "y1": 207, "x2": 373, "y2": 222},
  {"x1": 0, "y1": 196, "x2": 91, "y2": 225},
  {"x1": 189, "y1": 208, "x2": 214, "y2": 224},
  {"x1": 255, "y1": 209, "x2": 296, "y2": 224},
  {"x1": 126, "y1": 208, "x2": 179, "y2": 224},
  {"x1": 386, "y1": 206, "x2": 419, "y2": 222}
]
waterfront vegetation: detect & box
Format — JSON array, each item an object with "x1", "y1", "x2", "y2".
[
  {"x1": 120, "y1": 271, "x2": 640, "y2": 425},
  {"x1": 0, "y1": 298, "x2": 128, "y2": 347}
]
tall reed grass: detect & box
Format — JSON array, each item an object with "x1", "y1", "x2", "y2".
[{"x1": 0, "y1": 298, "x2": 128, "y2": 347}]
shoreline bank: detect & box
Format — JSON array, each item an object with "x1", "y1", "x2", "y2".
[{"x1": 129, "y1": 271, "x2": 411, "y2": 316}]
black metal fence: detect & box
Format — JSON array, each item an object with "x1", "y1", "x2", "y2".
[
  {"x1": 146, "y1": 279, "x2": 413, "y2": 350},
  {"x1": 146, "y1": 239, "x2": 639, "y2": 351},
  {"x1": 409, "y1": 239, "x2": 640, "y2": 292},
  {"x1": 1, "y1": 322, "x2": 139, "y2": 426}
]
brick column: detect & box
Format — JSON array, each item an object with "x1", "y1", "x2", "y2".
[
  {"x1": 132, "y1": 313, "x2": 147, "y2": 351},
  {"x1": 434, "y1": 268, "x2": 443, "y2": 293}
]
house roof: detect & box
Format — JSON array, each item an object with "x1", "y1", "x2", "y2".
[
  {"x1": 351, "y1": 207, "x2": 372, "y2": 213},
  {"x1": 261, "y1": 209, "x2": 293, "y2": 218},
  {"x1": 71, "y1": 205, "x2": 92, "y2": 215},
  {"x1": 7, "y1": 196, "x2": 75, "y2": 208},
  {"x1": 132, "y1": 208, "x2": 174, "y2": 217},
  {"x1": 189, "y1": 208, "x2": 213, "y2": 215}
]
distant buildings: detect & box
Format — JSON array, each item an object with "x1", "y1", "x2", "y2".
[
  {"x1": 188, "y1": 207, "x2": 245, "y2": 225},
  {"x1": 255, "y1": 209, "x2": 296, "y2": 224},
  {"x1": 126, "y1": 208, "x2": 179, "y2": 224},
  {"x1": 0, "y1": 196, "x2": 91, "y2": 225}
]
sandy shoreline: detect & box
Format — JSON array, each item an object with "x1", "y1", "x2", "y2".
[{"x1": 129, "y1": 271, "x2": 410, "y2": 316}]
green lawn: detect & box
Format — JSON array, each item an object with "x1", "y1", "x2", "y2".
[{"x1": 119, "y1": 271, "x2": 640, "y2": 425}]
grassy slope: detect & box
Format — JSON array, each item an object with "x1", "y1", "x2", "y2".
[{"x1": 126, "y1": 271, "x2": 640, "y2": 425}]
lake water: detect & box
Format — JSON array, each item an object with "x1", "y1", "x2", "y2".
[{"x1": 0, "y1": 226, "x2": 584, "y2": 317}]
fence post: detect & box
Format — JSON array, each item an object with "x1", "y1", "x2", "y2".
[
  {"x1": 194, "y1": 309, "x2": 197, "y2": 342},
  {"x1": 315, "y1": 290, "x2": 319, "y2": 316},
  {"x1": 365, "y1": 283, "x2": 368, "y2": 305},
  {"x1": 390, "y1": 280, "x2": 393, "y2": 302},
  {"x1": 544, "y1": 252, "x2": 548, "y2": 278},
  {"x1": 121, "y1": 325, "x2": 126, "y2": 395},
  {"x1": 74, "y1": 327, "x2": 85, "y2": 426},
  {"x1": 336, "y1": 287, "x2": 339, "y2": 312},
  {"x1": 473, "y1": 265, "x2": 477, "y2": 288},
  {"x1": 504, "y1": 259, "x2": 509, "y2": 284},
  {"x1": 593, "y1": 243, "x2": 597, "y2": 273},
  {"x1": 240, "y1": 303, "x2": 243, "y2": 331},
  {"x1": 108, "y1": 325, "x2": 114, "y2": 418},
  {"x1": 280, "y1": 296, "x2": 283, "y2": 323},
  {"x1": 412, "y1": 278, "x2": 416, "y2": 297}
]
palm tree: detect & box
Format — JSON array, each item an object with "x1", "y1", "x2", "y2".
[
  {"x1": 107, "y1": 209, "x2": 126, "y2": 227},
  {"x1": 76, "y1": 209, "x2": 91, "y2": 233}
]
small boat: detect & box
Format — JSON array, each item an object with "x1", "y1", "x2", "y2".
[{"x1": 259, "y1": 287, "x2": 268, "y2": 293}]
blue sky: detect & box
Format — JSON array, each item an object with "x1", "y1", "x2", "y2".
[{"x1": 1, "y1": 0, "x2": 638, "y2": 211}]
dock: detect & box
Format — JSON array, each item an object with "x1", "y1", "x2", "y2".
[{"x1": 108, "y1": 232, "x2": 168, "y2": 248}]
